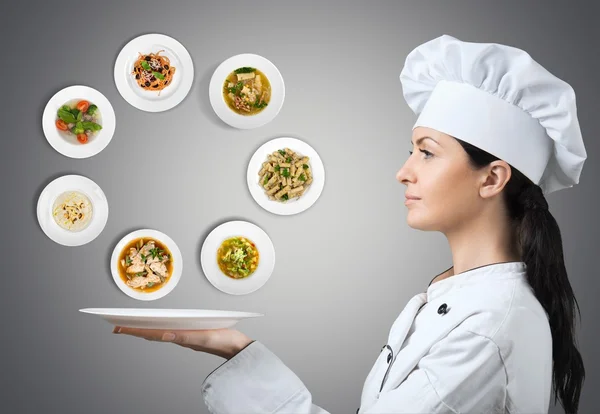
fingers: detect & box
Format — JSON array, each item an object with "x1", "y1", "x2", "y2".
[
  {"x1": 111, "y1": 327, "x2": 242, "y2": 357},
  {"x1": 113, "y1": 326, "x2": 174, "y2": 342},
  {"x1": 113, "y1": 326, "x2": 190, "y2": 345}
]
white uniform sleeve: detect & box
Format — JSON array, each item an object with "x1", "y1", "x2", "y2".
[
  {"x1": 201, "y1": 330, "x2": 507, "y2": 414},
  {"x1": 364, "y1": 329, "x2": 507, "y2": 413},
  {"x1": 201, "y1": 341, "x2": 330, "y2": 414}
]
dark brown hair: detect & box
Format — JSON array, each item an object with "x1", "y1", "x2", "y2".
[{"x1": 455, "y1": 138, "x2": 585, "y2": 413}]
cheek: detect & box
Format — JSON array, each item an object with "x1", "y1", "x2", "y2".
[
  {"x1": 434, "y1": 175, "x2": 480, "y2": 224},
  {"x1": 406, "y1": 168, "x2": 477, "y2": 229}
]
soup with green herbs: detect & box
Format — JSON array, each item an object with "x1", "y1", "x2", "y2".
[
  {"x1": 217, "y1": 236, "x2": 259, "y2": 279},
  {"x1": 118, "y1": 237, "x2": 173, "y2": 293},
  {"x1": 223, "y1": 67, "x2": 271, "y2": 116}
]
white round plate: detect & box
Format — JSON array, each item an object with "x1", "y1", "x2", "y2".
[
  {"x1": 201, "y1": 221, "x2": 275, "y2": 295},
  {"x1": 79, "y1": 308, "x2": 263, "y2": 330},
  {"x1": 110, "y1": 229, "x2": 183, "y2": 301},
  {"x1": 42, "y1": 86, "x2": 116, "y2": 159},
  {"x1": 114, "y1": 33, "x2": 194, "y2": 112},
  {"x1": 209, "y1": 53, "x2": 285, "y2": 129},
  {"x1": 37, "y1": 175, "x2": 109, "y2": 246},
  {"x1": 247, "y1": 137, "x2": 325, "y2": 215}
]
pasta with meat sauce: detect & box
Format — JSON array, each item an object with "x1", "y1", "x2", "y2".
[
  {"x1": 132, "y1": 50, "x2": 175, "y2": 94},
  {"x1": 258, "y1": 148, "x2": 313, "y2": 202}
]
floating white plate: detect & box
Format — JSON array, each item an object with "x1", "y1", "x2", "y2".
[
  {"x1": 79, "y1": 308, "x2": 263, "y2": 330},
  {"x1": 114, "y1": 33, "x2": 194, "y2": 112},
  {"x1": 201, "y1": 221, "x2": 275, "y2": 295},
  {"x1": 42, "y1": 86, "x2": 116, "y2": 159},
  {"x1": 209, "y1": 53, "x2": 285, "y2": 129},
  {"x1": 247, "y1": 137, "x2": 325, "y2": 215},
  {"x1": 110, "y1": 229, "x2": 183, "y2": 301},
  {"x1": 37, "y1": 175, "x2": 109, "y2": 246}
]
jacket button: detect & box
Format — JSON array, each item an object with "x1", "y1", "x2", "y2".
[{"x1": 437, "y1": 303, "x2": 448, "y2": 314}]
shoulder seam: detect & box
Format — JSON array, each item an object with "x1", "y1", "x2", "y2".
[
  {"x1": 490, "y1": 279, "x2": 518, "y2": 339},
  {"x1": 465, "y1": 329, "x2": 510, "y2": 402},
  {"x1": 423, "y1": 330, "x2": 506, "y2": 414}
]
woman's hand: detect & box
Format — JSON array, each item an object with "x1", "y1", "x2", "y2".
[{"x1": 113, "y1": 326, "x2": 254, "y2": 360}]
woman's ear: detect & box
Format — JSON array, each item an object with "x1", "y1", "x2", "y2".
[{"x1": 479, "y1": 160, "x2": 512, "y2": 199}]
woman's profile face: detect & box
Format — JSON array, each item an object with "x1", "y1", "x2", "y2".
[{"x1": 396, "y1": 127, "x2": 484, "y2": 232}]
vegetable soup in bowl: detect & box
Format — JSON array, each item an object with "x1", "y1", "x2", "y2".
[
  {"x1": 42, "y1": 85, "x2": 116, "y2": 159},
  {"x1": 209, "y1": 54, "x2": 284, "y2": 129},
  {"x1": 55, "y1": 99, "x2": 102, "y2": 145}
]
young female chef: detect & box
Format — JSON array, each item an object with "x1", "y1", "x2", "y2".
[{"x1": 113, "y1": 35, "x2": 587, "y2": 413}]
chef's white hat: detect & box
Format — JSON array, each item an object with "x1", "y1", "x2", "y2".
[{"x1": 400, "y1": 34, "x2": 587, "y2": 195}]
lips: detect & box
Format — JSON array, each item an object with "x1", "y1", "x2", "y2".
[{"x1": 405, "y1": 194, "x2": 421, "y2": 200}]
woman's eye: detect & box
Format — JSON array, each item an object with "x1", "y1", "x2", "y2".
[
  {"x1": 408, "y1": 149, "x2": 433, "y2": 159},
  {"x1": 420, "y1": 149, "x2": 433, "y2": 158}
]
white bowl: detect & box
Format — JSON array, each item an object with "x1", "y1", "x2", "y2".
[
  {"x1": 201, "y1": 221, "x2": 275, "y2": 295},
  {"x1": 37, "y1": 175, "x2": 109, "y2": 246},
  {"x1": 114, "y1": 33, "x2": 194, "y2": 112},
  {"x1": 42, "y1": 86, "x2": 116, "y2": 159},
  {"x1": 247, "y1": 137, "x2": 325, "y2": 215},
  {"x1": 110, "y1": 229, "x2": 183, "y2": 301},
  {"x1": 209, "y1": 53, "x2": 285, "y2": 129}
]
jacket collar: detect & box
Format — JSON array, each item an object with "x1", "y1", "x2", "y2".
[{"x1": 426, "y1": 261, "x2": 527, "y2": 301}]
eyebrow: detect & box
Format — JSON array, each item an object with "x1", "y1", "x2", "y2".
[{"x1": 410, "y1": 136, "x2": 440, "y2": 146}]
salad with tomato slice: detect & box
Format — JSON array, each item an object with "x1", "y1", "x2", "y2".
[{"x1": 55, "y1": 100, "x2": 102, "y2": 144}]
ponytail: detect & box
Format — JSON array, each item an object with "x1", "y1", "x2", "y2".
[
  {"x1": 455, "y1": 138, "x2": 585, "y2": 413},
  {"x1": 517, "y1": 185, "x2": 585, "y2": 413}
]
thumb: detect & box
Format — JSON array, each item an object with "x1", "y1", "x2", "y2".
[
  {"x1": 161, "y1": 331, "x2": 196, "y2": 348},
  {"x1": 161, "y1": 332, "x2": 177, "y2": 342}
]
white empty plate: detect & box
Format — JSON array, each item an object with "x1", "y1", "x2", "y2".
[
  {"x1": 209, "y1": 53, "x2": 285, "y2": 129},
  {"x1": 201, "y1": 221, "x2": 275, "y2": 295},
  {"x1": 79, "y1": 308, "x2": 263, "y2": 330},
  {"x1": 42, "y1": 85, "x2": 116, "y2": 159},
  {"x1": 37, "y1": 175, "x2": 109, "y2": 246},
  {"x1": 110, "y1": 229, "x2": 183, "y2": 301},
  {"x1": 114, "y1": 33, "x2": 194, "y2": 112},
  {"x1": 247, "y1": 137, "x2": 325, "y2": 215}
]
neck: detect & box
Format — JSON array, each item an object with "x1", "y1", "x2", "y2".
[{"x1": 444, "y1": 209, "x2": 520, "y2": 277}]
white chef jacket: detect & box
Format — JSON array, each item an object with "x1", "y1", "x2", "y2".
[{"x1": 201, "y1": 262, "x2": 553, "y2": 413}]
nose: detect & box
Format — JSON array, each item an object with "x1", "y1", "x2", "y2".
[{"x1": 396, "y1": 158, "x2": 414, "y2": 185}]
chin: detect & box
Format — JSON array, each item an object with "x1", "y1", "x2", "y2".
[{"x1": 405, "y1": 210, "x2": 437, "y2": 231}]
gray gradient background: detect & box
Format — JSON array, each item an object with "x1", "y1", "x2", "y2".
[{"x1": 1, "y1": 1, "x2": 598, "y2": 413}]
